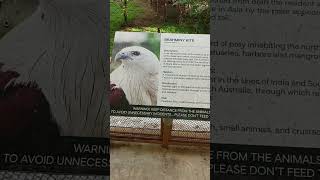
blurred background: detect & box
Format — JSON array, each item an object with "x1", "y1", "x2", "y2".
[
  {"x1": 0, "y1": 0, "x2": 38, "y2": 38},
  {"x1": 110, "y1": 0, "x2": 210, "y2": 53}
]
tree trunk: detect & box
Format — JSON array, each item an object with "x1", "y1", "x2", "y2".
[{"x1": 123, "y1": 0, "x2": 128, "y2": 24}]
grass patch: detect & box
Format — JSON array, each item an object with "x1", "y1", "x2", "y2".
[
  {"x1": 109, "y1": 0, "x2": 206, "y2": 54},
  {"x1": 110, "y1": 0, "x2": 143, "y2": 53}
]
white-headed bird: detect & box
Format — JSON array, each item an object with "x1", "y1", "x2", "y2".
[
  {"x1": 0, "y1": 0, "x2": 108, "y2": 138},
  {"x1": 111, "y1": 46, "x2": 160, "y2": 106}
]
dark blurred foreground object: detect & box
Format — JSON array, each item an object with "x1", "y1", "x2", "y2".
[
  {"x1": 0, "y1": 63, "x2": 60, "y2": 152},
  {"x1": 0, "y1": 0, "x2": 39, "y2": 38},
  {"x1": 110, "y1": 81, "x2": 130, "y2": 110}
]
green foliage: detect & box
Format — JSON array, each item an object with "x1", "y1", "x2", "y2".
[
  {"x1": 173, "y1": 0, "x2": 210, "y2": 33},
  {"x1": 110, "y1": 0, "x2": 143, "y2": 53},
  {"x1": 146, "y1": 33, "x2": 161, "y2": 59},
  {"x1": 127, "y1": 23, "x2": 195, "y2": 34},
  {"x1": 125, "y1": 24, "x2": 195, "y2": 59},
  {"x1": 109, "y1": 0, "x2": 209, "y2": 56},
  {"x1": 125, "y1": 23, "x2": 194, "y2": 59}
]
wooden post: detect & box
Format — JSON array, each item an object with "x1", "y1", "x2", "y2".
[
  {"x1": 156, "y1": 0, "x2": 159, "y2": 13},
  {"x1": 161, "y1": 118, "x2": 173, "y2": 148},
  {"x1": 164, "y1": 0, "x2": 167, "y2": 22}
]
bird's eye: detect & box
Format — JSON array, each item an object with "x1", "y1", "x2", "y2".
[{"x1": 131, "y1": 51, "x2": 140, "y2": 56}]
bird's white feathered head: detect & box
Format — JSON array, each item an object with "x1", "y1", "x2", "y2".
[{"x1": 114, "y1": 46, "x2": 160, "y2": 73}]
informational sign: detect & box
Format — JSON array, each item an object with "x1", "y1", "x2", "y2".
[
  {"x1": 110, "y1": 31, "x2": 210, "y2": 120},
  {"x1": 0, "y1": 0, "x2": 109, "y2": 176},
  {"x1": 212, "y1": 0, "x2": 320, "y2": 179}
]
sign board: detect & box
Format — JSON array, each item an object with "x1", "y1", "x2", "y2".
[
  {"x1": 0, "y1": 0, "x2": 109, "y2": 176},
  {"x1": 212, "y1": 0, "x2": 320, "y2": 179},
  {"x1": 110, "y1": 31, "x2": 210, "y2": 120}
]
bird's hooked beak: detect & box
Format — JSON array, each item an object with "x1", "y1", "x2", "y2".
[{"x1": 114, "y1": 51, "x2": 131, "y2": 62}]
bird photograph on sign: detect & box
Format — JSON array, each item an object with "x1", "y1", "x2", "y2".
[
  {"x1": 0, "y1": 0, "x2": 108, "y2": 140},
  {"x1": 110, "y1": 31, "x2": 160, "y2": 109},
  {"x1": 0, "y1": 0, "x2": 109, "y2": 176}
]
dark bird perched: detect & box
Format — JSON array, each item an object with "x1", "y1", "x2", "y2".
[
  {"x1": 0, "y1": 0, "x2": 108, "y2": 138},
  {"x1": 110, "y1": 81, "x2": 130, "y2": 109}
]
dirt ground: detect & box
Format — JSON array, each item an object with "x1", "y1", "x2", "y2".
[
  {"x1": 110, "y1": 141, "x2": 210, "y2": 180},
  {"x1": 121, "y1": 0, "x2": 163, "y2": 31}
]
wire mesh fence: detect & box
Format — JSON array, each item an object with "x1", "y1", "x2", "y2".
[
  {"x1": 110, "y1": 116, "x2": 162, "y2": 143},
  {"x1": 110, "y1": 116, "x2": 210, "y2": 146},
  {"x1": 171, "y1": 119, "x2": 210, "y2": 144}
]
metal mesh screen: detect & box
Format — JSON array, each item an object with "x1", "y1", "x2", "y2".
[
  {"x1": 110, "y1": 116, "x2": 162, "y2": 142},
  {"x1": 110, "y1": 116, "x2": 209, "y2": 145},
  {"x1": 171, "y1": 119, "x2": 210, "y2": 144},
  {"x1": 0, "y1": 171, "x2": 108, "y2": 180}
]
